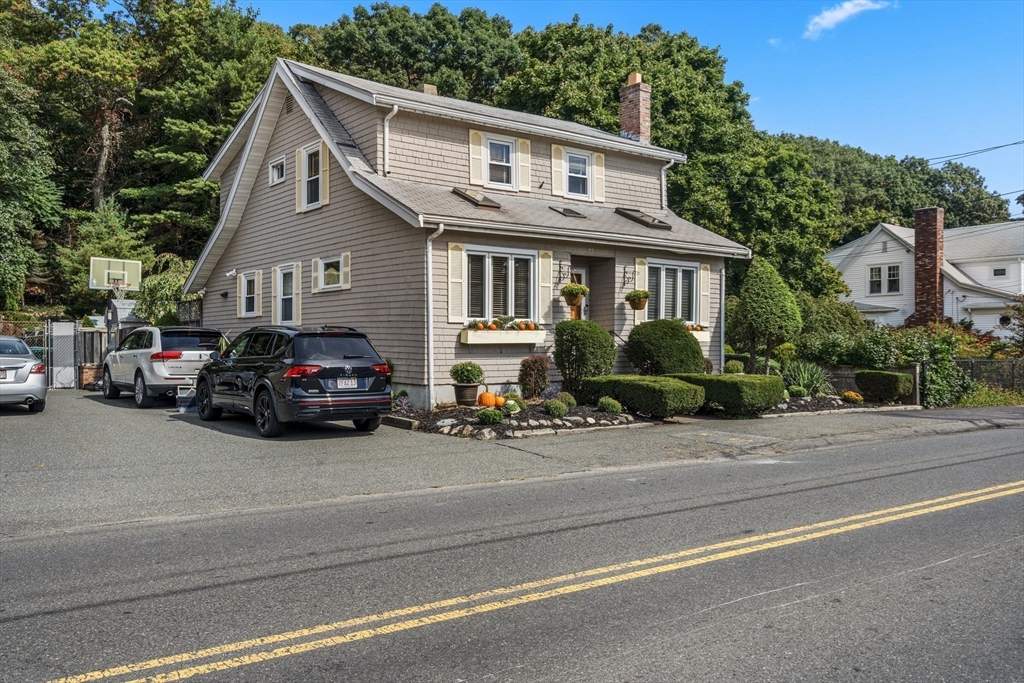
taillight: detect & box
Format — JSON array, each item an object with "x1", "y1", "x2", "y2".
[
  {"x1": 30, "y1": 363, "x2": 46, "y2": 374},
  {"x1": 150, "y1": 351, "x2": 183, "y2": 362},
  {"x1": 283, "y1": 365, "x2": 322, "y2": 378},
  {"x1": 371, "y1": 363, "x2": 392, "y2": 376}
]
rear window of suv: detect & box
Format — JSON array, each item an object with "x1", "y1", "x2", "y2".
[
  {"x1": 294, "y1": 335, "x2": 378, "y2": 361},
  {"x1": 160, "y1": 330, "x2": 224, "y2": 351}
]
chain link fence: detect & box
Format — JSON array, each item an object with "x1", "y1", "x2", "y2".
[{"x1": 953, "y1": 359, "x2": 1020, "y2": 392}]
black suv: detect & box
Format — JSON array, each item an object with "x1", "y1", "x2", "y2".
[{"x1": 196, "y1": 325, "x2": 392, "y2": 438}]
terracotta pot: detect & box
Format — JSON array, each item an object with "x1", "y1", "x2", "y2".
[
  {"x1": 563, "y1": 294, "x2": 584, "y2": 307},
  {"x1": 628, "y1": 298, "x2": 648, "y2": 310},
  {"x1": 453, "y1": 383, "x2": 480, "y2": 406}
]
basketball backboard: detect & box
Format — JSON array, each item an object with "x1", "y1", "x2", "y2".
[{"x1": 89, "y1": 257, "x2": 143, "y2": 291}]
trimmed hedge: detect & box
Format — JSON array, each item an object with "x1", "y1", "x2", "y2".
[
  {"x1": 578, "y1": 375, "x2": 704, "y2": 419},
  {"x1": 855, "y1": 370, "x2": 913, "y2": 404},
  {"x1": 725, "y1": 353, "x2": 781, "y2": 375},
  {"x1": 624, "y1": 319, "x2": 704, "y2": 375},
  {"x1": 668, "y1": 373, "x2": 785, "y2": 416},
  {"x1": 553, "y1": 320, "x2": 616, "y2": 394}
]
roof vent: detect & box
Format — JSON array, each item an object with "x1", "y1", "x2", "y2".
[
  {"x1": 285, "y1": 94, "x2": 293, "y2": 113},
  {"x1": 550, "y1": 206, "x2": 586, "y2": 219},
  {"x1": 615, "y1": 207, "x2": 671, "y2": 229},
  {"x1": 416, "y1": 83, "x2": 438, "y2": 96},
  {"x1": 453, "y1": 187, "x2": 501, "y2": 210}
]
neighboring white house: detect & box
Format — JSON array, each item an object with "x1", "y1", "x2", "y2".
[{"x1": 825, "y1": 208, "x2": 1023, "y2": 336}]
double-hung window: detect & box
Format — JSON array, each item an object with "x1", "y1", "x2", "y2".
[
  {"x1": 242, "y1": 273, "x2": 257, "y2": 316},
  {"x1": 466, "y1": 248, "x2": 534, "y2": 320},
  {"x1": 887, "y1": 265, "x2": 900, "y2": 293},
  {"x1": 646, "y1": 260, "x2": 697, "y2": 323},
  {"x1": 565, "y1": 151, "x2": 591, "y2": 199},
  {"x1": 303, "y1": 144, "x2": 321, "y2": 208},
  {"x1": 869, "y1": 265, "x2": 900, "y2": 294},
  {"x1": 484, "y1": 134, "x2": 516, "y2": 189},
  {"x1": 279, "y1": 266, "x2": 295, "y2": 323}
]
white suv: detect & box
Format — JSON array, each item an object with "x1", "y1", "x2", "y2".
[{"x1": 103, "y1": 327, "x2": 225, "y2": 408}]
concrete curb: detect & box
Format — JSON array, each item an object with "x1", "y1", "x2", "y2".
[{"x1": 760, "y1": 404, "x2": 923, "y2": 419}]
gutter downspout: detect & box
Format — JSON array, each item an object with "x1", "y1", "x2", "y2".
[
  {"x1": 383, "y1": 105, "x2": 399, "y2": 176},
  {"x1": 660, "y1": 159, "x2": 675, "y2": 210},
  {"x1": 425, "y1": 223, "x2": 444, "y2": 409},
  {"x1": 719, "y1": 267, "x2": 726, "y2": 374}
]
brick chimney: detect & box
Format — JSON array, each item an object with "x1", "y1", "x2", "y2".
[
  {"x1": 619, "y1": 72, "x2": 651, "y2": 143},
  {"x1": 904, "y1": 206, "x2": 945, "y2": 327}
]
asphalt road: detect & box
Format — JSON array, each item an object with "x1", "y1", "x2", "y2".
[{"x1": 1, "y1": 393, "x2": 1021, "y2": 682}]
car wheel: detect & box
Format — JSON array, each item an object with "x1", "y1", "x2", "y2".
[
  {"x1": 353, "y1": 417, "x2": 381, "y2": 432},
  {"x1": 254, "y1": 389, "x2": 284, "y2": 438},
  {"x1": 196, "y1": 380, "x2": 222, "y2": 421},
  {"x1": 134, "y1": 372, "x2": 156, "y2": 409},
  {"x1": 28, "y1": 400, "x2": 45, "y2": 413},
  {"x1": 102, "y1": 367, "x2": 120, "y2": 399}
]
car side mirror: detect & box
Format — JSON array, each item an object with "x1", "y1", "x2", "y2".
[
  {"x1": 107, "y1": 343, "x2": 116, "y2": 352},
  {"x1": 209, "y1": 350, "x2": 220, "y2": 361}
]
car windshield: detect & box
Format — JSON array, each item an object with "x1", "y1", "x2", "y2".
[
  {"x1": 160, "y1": 331, "x2": 224, "y2": 351},
  {"x1": 294, "y1": 335, "x2": 377, "y2": 362},
  {"x1": 0, "y1": 339, "x2": 30, "y2": 355}
]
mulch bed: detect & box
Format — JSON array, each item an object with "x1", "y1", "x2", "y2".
[{"x1": 762, "y1": 395, "x2": 889, "y2": 415}]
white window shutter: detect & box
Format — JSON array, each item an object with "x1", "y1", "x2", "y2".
[
  {"x1": 550, "y1": 145, "x2": 564, "y2": 197},
  {"x1": 295, "y1": 149, "x2": 302, "y2": 213},
  {"x1": 255, "y1": 270, "x2": 263, "y2": 316},
  {"x1": 469, "y1": 130, "x2": 484, "y2": 185},
  {"x1": 320, "y1": 140, "x2": 330, "y2": 205},
  {"x1": 594, "y1": 153, "x2": 605, "y2": 202},
  {"x1": 518, "y1": 138, "x2": 531, "y2": 192},
  {"x1": 236, "y1": 274, "x2": 244, "y2": 318},
  {"x1": 341, "y1": 252, "x2": 352, "y2": 290},
  {"x1": 538, "y1": 250, "x2": 553, "y2": 323},
  {"x1": 293, "y1": 261, "x2": 302, "y2": 326},
  {"x1": 311, "y1": 258, "x2": 321, "y2": 294},
  {"x1": 271, "y1": 266, "x2": 280, "y2": 324},
  {"x1": 447, "y1": 242, "x2": 465, "y2": 323},
  {"x1": 634, "y1": 258, "x2": 647, "y2": 326},
  {"x1": 699, "y1": 263, "x2": 711, "y2": 327}
]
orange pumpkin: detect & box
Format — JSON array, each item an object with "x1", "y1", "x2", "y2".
[
  {"x1": 527, "y1": 323, "x2": 535, "y2": 330},
  {"x1": 488, "y1": 323, "x2": 498, "y2": 330},
  {"x1": 518, "y1": 323, "x2": 526, "y2": 330},
  {"x1": 476, "y1": 322, "x2": 485, "y2": 330},
  {"x1": 478, "y1": 391, "x2": 496, "y2": 407},
  {"x1": 494, "y1": 396, "x2": 506, "y2": 408}
]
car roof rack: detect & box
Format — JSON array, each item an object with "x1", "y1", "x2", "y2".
[{"x1": 318, "y1": 325, "x2": 359, "y2": 332}]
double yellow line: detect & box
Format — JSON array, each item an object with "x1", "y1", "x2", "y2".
[{"x1": 52, "y1": 480, "x2": 1024, "y2": 683}]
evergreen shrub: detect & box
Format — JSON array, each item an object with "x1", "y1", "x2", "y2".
[
  {"x1": 544, "y1": 399, "x2": 568, "y2": 418},
  {"x1": 555, "y1": 391, "x2": 577, "y2": 407},
  {"x1": 578, "y1": 375, "x2": 704, "y2": 418},
  {"x1": 477, "y1": 408, "x2": 503, "y2": 425},
  {"x1": 668, "y1": 373, "x2": 785, "y2": 417},
  {"x1": 518, "y1": 355, "x2": 550, "y2": 398},
  {"x1": 596, "y1": 396, "x2": 622, "y2": 413},
  {"x1": 788, "y1": 385, "x2": 809, "y2": 398},
  {"x1": 623, "y1": 319, "x2": 703, "y2": 375},
  {"x1": 724, "y1": 360, "x2": 745, "y2": 374},
  {"x1": 855, "y1": 370, "x2": 913, "y2": 404},
  {"x1": 553, "y1": 320, "x2": 616, "y2": 394}
]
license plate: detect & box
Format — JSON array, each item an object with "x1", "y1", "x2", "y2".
[
  {"x1": 330, "y1": 378, "x2": 358, "y2": 390},
  {"x1": 0, "y1": 370, "x2": 6, "y2": 380}
]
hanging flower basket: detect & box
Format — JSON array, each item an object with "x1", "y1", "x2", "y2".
[
  {"x1": 560, "y1": 283, "x2": 589, "y2": 307},
  {"x1": 625, "y1": 289, "x2": 650, "y2": 310},
  {"x1": 628, "y1": 298, "x2": 648, "y2": 310}
]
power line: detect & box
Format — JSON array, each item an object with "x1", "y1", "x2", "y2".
[{"x1": 926, "y1": 140, "x2": 1024, "y2": 166}]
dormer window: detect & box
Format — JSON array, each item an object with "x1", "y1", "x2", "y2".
[{"x1": 566, "y1": 151, "x2": 591, "y2": 198}]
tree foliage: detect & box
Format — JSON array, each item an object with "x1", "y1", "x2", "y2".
[{"x1": 735, "y1": 258, "x2": 802, "y2": 373}]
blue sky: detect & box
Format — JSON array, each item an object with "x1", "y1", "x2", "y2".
[{"x1": 244, "y1": 0, "x2": 1024, "y2": 214}]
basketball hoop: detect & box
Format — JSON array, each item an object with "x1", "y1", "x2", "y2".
[{"x1": 110, "y1": 281, "x2": 132, "y2": 302}]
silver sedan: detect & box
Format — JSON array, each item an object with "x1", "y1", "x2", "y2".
[{"x1": 0, "y1": 335, "x2": 47, "y2": 412}]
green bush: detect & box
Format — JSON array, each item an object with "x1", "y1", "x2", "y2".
[
  {"x1": 668, "y1": 373, "x2": 785, "y2": 417},
  {"x1": 578, "y1": 375, "x2": 704, "y2": 418},
  {"x1": 544, "y1": 399, "x2": 568, "y2": 417},
  {"x1": 773, "y1": 342, "x2": 798, "y2": 367},
  {"x1": 855, "y1": 370, "x2": 913, "y2": 404},
  {"x1": 726, "y1": 353, "x2": 781, "y2": 375},
  {"x1": 476, "y1": 408, "x2": 503, "y2": 424},
  {"x1": 846, "y1": 329, "x2": 900, "y2": 370},
  {"x1": 891, "y1": 325, "x2": 973, "y2": 407},
  {"x1": 800, "y1": 331, "x2": 854, "y2": 367},
  {"x1": 788, "y1": 385, "x2": 809, "y2": 398},
  {"x1": 518, "y1": 355, "x2": 550, "y2": 399},
  {"x1": 555, "y1": 391, "x2": 577, "y2": 407},
  {"x1": 553, "y1": 320, "x2": 616, "y2": 394},
  {"x1": 596, "y1": 396, "x2": 622, "y2": 413},
  {"x1": 449, "y1": 361, "x2": 484, "y2": 384},
  {"x1": 724, "y1": 360, "x2": 745, "y2": 374},
  {"x1": 624, "y1": 319, "x2": 704, "y2": 375},
  {"x1": 783, "y1": 360, "x2": 835, "y2": 396}
]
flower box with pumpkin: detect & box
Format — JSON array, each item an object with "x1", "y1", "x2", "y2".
[
  {"x1": 560, "y1": 283, "x2": 589, "y2": 307},
  {"x1": 459, "y1": 318, "x2": 545, "y2": 345}
]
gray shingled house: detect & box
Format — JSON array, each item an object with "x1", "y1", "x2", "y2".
[{"x1": 184, "y1": 59, "x2": 750, "y2": 408}]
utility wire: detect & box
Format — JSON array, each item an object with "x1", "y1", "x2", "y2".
[{"x1": 925, "y1": 140, "x2": 1023, "y2": 163}]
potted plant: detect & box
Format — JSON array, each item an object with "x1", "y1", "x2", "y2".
[
  {"x1": 625, "y1": 289, "x2": 650, "y2": 310},
  {"x1": 560, "y1": 283, "x2": 590, "y2": 307},
  {"x1": 449, "y1": 361, "x2": 484, "y2": 406}
]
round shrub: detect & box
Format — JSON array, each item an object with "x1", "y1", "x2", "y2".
[
  {"x1": 449, "y1": 361, "x2": 483, "y2": 384},
  {"x1": 788, "y1": 385, "x2": 809, "y2": 398},
  {"x1": 518, "y1": 354, "x2": 550, "y2": 399},
  {"x1": 596, "y1": 396, "x2": 622, "y2": 413},
  {"x1": 724, "y1": 360, "x2": 745, "y2": 374},
  {"x1": 553, "y1": 320, "x2": 616, "y2": 394},
  {"x1": 555, "y1": 391, "x2": 577, "y2": 407},
  {"x1": 544, "y1": 399, "x2": 568, "y2": 418},
  {"x1": 773, "y1": 342, "x2": 798, "y2": 367},
  {"x1": 476, "y1": 408, "x2": 503, "y2": 424},
  {"x1": 624, "y1": 319, "x2": 703, "y2": 375}
]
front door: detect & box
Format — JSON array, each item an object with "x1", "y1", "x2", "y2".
[{"x1": 569, "y1": 266, "x2": 588, "y2": 320}]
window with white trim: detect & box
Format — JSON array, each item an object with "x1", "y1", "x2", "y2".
[
  {"x1": 465, "y1": 248, "x2": 534, "y2": 320},
  {"x1": 303, "y1": 144, "x2": 321, "y2": 208},
  {"x1": 993, "y1": 267, "x2": 1007, "y2": 277},
  {"x1": 319, "y1": 256, "x2": 342, "y2": 290},
  {"x1": 268, "y1": 156, "x2": 286, "y2": 185},
  {"x1": 565, "y1": 150, "x2": 591, "y2": 199},
  {"x1": 484, "y1": 134, "x2": 516, "y2": 189},
  {"x1": 869, "y1": 265, "x2": 900, "y2": 294},
  {"x1": 278, "y1": 266, "x2": 295, "y2": 323},
  {"x1": 242, "y1": 272, "x2": 257, "y2": 316},
  {"x1": 646, "y1": 260, "x2": 697, "y2": 323}
]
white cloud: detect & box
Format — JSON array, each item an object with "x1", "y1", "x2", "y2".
[
  {"x1": 804, "y1": 0, "x2": 889, "y2": 40},
  {"x1": 768, "y1": 38, "x2": 783, "y2": 47}
]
